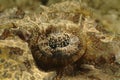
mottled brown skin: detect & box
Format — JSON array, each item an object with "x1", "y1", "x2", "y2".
[
  {"x1": 1, "y1": 17, "x2": 119, "y2": 80},
  {"x1": 0, "y1": 23, "x2": 87, "y2": 79},
  {"x1": 0, "y1": 1, "x2": 118, "y2": 80},
  {"x1": 0, "y1": 19, "x2": 118, "y2": 80}
]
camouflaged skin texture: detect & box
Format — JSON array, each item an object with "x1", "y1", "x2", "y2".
[{"x1": 0, "y1": 1, "x2": 120, "y2": 80}]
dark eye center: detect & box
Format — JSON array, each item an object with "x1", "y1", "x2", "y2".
[{"x1": 49, "y1": 34, "x2": 70, "y2": 49}]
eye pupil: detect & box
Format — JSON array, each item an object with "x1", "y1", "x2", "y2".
[
  {"x1": 49, "y1": 38, "x2": 57, "y2": 49},
  {"x1": 48, "y1": 34, "x2": 70, "y2": 49}
]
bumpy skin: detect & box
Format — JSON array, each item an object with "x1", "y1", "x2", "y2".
[
  {"x1": 29, "y1": 22, "x2": 86, "y2": 70},
  {"x1": 0, "y1": 39, "x2": 48, "y2": 80},
  {"x1": 7, "y1": 20, "x2": 87, "y2": 79},
  {"x1": 0, "y1": 1, "x2": 120, "y2": 80}
]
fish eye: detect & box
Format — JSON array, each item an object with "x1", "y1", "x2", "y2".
[{"x1": 48, "y1": 34, "x2": 70, "y2": 49}]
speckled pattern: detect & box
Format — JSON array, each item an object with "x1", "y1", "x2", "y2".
[
  {"x1": 0, "y1": 1, "x2": 120, "y2": 80},
  {"x1": 0, "y1": 39, "x2": 49, "y2": 80}
]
